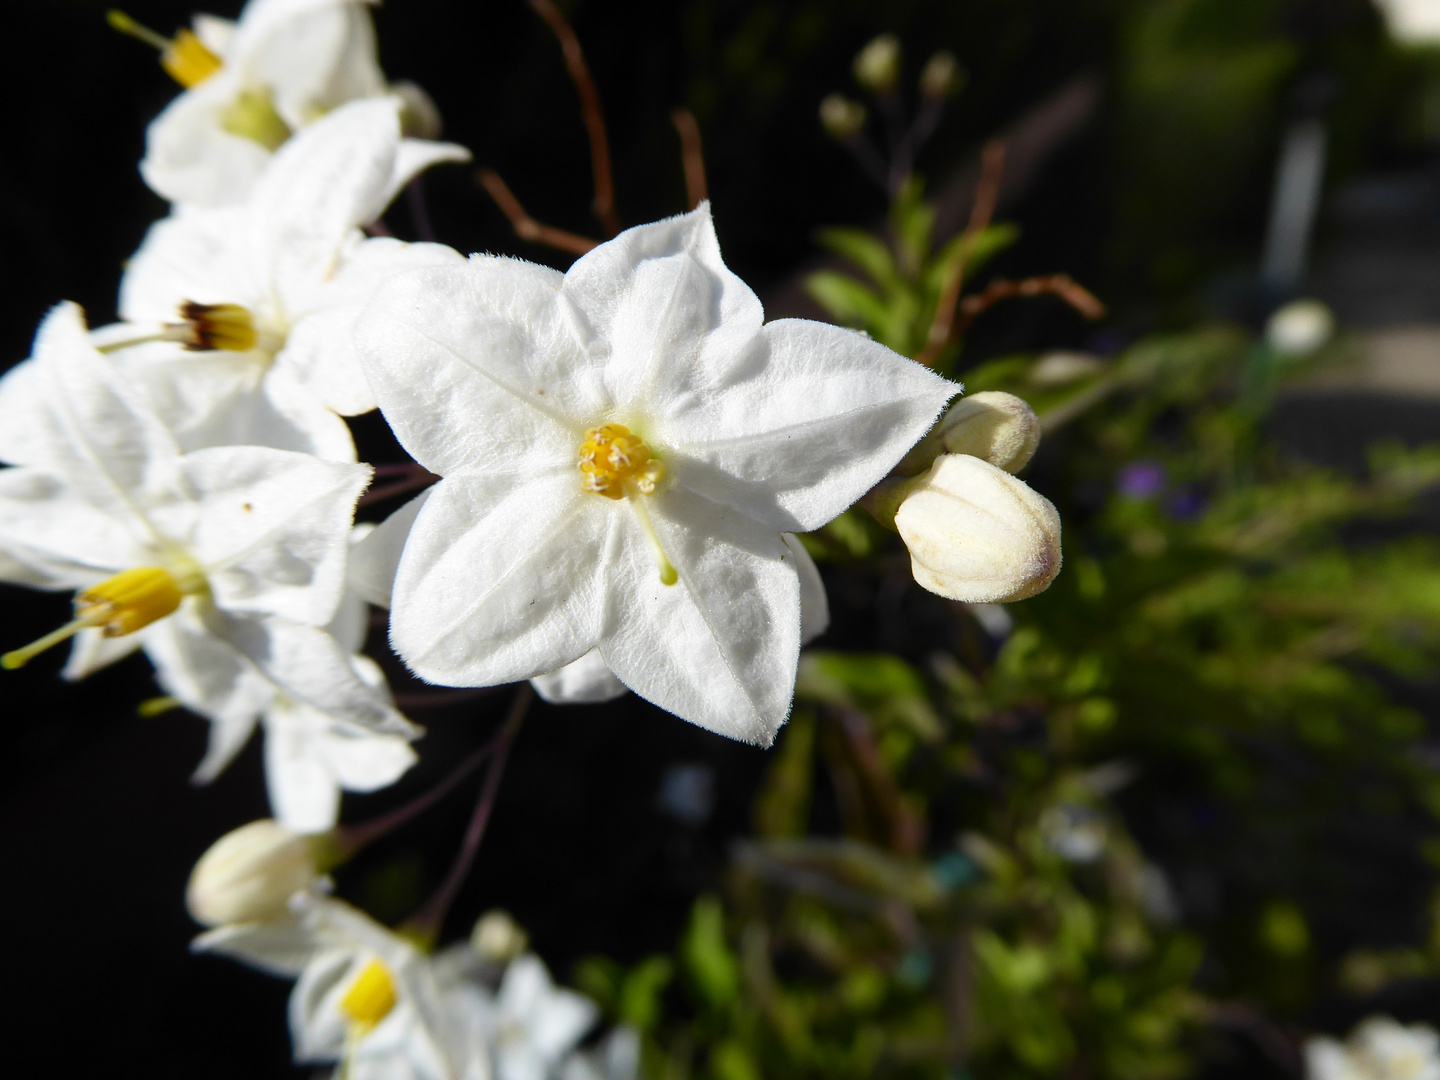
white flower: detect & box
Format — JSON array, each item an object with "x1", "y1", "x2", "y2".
[
  {"x1": 1306, "y1": 1017, "x2": 1440, "y2": 1080},
  {"x1": 892, "y1": 454, "x2": 1062, "y2": 603},
  {"x1": 111, "y1": 97, "x2": 467, "y2": 457},
  {"x1": 1374, "y1": 0, "x2": 1440, "y2": 44},
  {"x1": 0, "y1": 303, "x2": 409, "y2": 748},
  {"x1": 472, "y1": 955, "x2": 598, "y2": 1080},
  {"x1": 560, "y1": 1027, "x2": 642, "y2": 1080},
  {"x1": 187, "y1": 818, "x2": 323, "y2": 926},
  {"x1": 353, "y1": 204, "x2": 957, "y2": 744},
  {"x1": 1266, "y1": 299, "x2": 1335, "y2": 359},
  {"x1": 135, "y1": 0, "x2": 447, "y2": 206},
  {"x1": 195, "y1": 892, "x2": 472, "y2": 1080}
]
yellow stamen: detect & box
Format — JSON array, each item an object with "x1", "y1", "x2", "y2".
[
  {"x1": 138, "y1": 695, "x2": 181, "y2": 718},
  {"x1": 174, "y1": 301, "x2": 259, "y2": 352},
  {"x1": 108, "y1": 12, "x2": 222, "y2": 88},
  {"x1": 221, "y1": 88, "x2": 292, "y2": 151},
  {"x1": 2, "y1": 567, "x2": 186, "y2": 670},
  {"x1": 578, "y1": 424, "x2": 677, "y2": 586},
  {"x1": 339, "y1": 959, "x2": 397, "y2": 1035}
]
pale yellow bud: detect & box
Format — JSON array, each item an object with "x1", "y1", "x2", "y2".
[
  {"x1": 393, "y1": 81, "x2": 443, "y2": 140},
  {"x1": 820, "y1": 94, "x2": 867, "y2": 141},
  {"x1": 471, "y1": 909, "x2": 529, "y2": 965},
  {"x1": 920, "y1": 51, "x2": 961, "y2": 99},
  {"x1": 898, "y1": 391, "x2": 1041, "y2": 477},
  {"x1": 894, "y1": 454, "x2": 1061, "y2": 603},
  {"x1": 854, "y1": 33, "x2": 902, "y2": 93},
  {"x1": 186, "y1": 820, "x2": 320, "y2": 927}
]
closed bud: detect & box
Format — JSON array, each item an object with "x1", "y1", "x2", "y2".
[
  {"x1": 471, "y1": 909, "x2": 529, "y2": 965},
  {"x1": 186, "y1": 819, "x2": 322, "y2": 927},
  {"x1": 393, "y1": 81, "x2": 443, "y2": 141},
  {"x1": 820, "y1": 94, "x2": 867, "y2": 141},
  {"x1": 898, "y1": 391, "x2": 1041, "y2": 477},
  {"x1": 894, "y1": 454, "x2": 1061, "y2": 603},
  {"x1": 920, "y1": 51, "x2": 961, "y2": 99},
  {"x1": 854, "y1": 33, "x2": 902, "y2": 93},
  {"x1": 1265, "y1": 299, "x2": 1334, "y2": 359}
]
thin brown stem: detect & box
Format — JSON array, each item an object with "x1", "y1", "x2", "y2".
[
  {"x1": 477, "y1": 168, "x2": 599, "y2": 257},
  {"x1": 527, "y1": 0, "x2": 620, "y2": 236},
  {"x1": 671, "y1": 107, "x2": 708, "y2": 209},
  {"x1": 915, "y1": 139, "x2": 1006, "y2": 367},
  {"x1": 951, "y1": 274, "x2": 1107, "y2": 336},
  {"x1": 404, "y1": 685, "x2": 533, "y2": 944}
]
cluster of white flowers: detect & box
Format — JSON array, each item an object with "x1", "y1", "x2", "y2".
[
  {"x1": 1307, "y1": 1017, "x2": 1440, "y2": 1080},
  {"x1": 1, "y1": 1, "x2": 1064, "y2": 1075}
]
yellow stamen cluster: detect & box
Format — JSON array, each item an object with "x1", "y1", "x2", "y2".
[
  {"x1": 2, "y1": 566, "x2": 188, "y2": 670},
  {"x1": 578, "y1": 424, "x2": 664, "y2": 499},
  {"x1": 174, "y1": 302, "x2": 259, "y2": 352},
  {"x1": 108, "y1": 12, "x2": 222, "y2": 88},
  {"x1": 339, "y1": 959, "x2": 398, "y2": 1034}
]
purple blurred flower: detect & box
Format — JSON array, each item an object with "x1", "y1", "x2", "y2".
[
  {"x1": 1116, "y1": 460, "x2": 1167, "y2": 499},
  {"x1": 1166, "y1": 488, "x2": 1207, "y2": 521}
]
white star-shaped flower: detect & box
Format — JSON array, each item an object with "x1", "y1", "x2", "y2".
[
  {"x1": 110, "y1": 96, "x2": 468, "y2": 459},
  {"x1": 195, "y1": 892, "x2": 477, "y2": 1080},
  {"x1": 353, "y1": 205, "x2": 954, "y2": 743},
  {"x1": 462, "y1": 954, "x2": 597, "y2": 1080},
  {"x1": 132, "y1": 0, "x2": 447, "y2": 207},
  {"x1": 0, "y1": 302, "x2": 410, "y2": 746}
]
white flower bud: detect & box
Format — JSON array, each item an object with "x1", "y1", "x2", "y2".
[
  {"x1": 898, "y1": 391, "x2": 1041, "y2": 477},
  {"x1": 894, "y1": 454, "x2": 1061, "y2": 603},
  {"x1": 854, "y1": 33, "x2": 902, "y2": 93},
  {"x1": 471, "y1": 909, "x2": 529, "y2": 965},
  {"x1": 392, "y1": 81, "x2": 443, "y2": 141},
  {"x1": 186, "y1": 819, "x2": 321, "y2": 927},
  {"x1": 819, "y1": 93, "x2": 867, "y2": 141},
  {"x1": 920, "y1": 51, "x2": 961, "y2": 99},
  {"x1": 1265, "y1": 299, "x2": 1334, "y2": 358}
]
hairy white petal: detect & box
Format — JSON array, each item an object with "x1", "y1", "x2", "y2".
[
  {"x1": 785, "y1": 534, "x2": 829, "y2": 645},
  {"x1": 530, "y1": 648, "x2": 628, "y2": 705},
  {"x1": 349, "y1": 490, "x2": 431, "y2": 608}
]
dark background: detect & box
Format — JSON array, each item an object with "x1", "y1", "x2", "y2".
[{"x1": 1, "y1": 0, "x2": 1433, "y2": 1075}]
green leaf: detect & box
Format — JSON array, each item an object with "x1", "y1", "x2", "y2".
[
  {"x1": 681, "y1": 895, "x2": 742, "y2": 1010},
  {"x1": 803, "y1": 271, "x2": 889, "y2": 329},
  {"x1": 816, "y1": 226, "x2": 899, "y2": 289},
  {"x1": 618, "y1": 956, "x2": 674, "y2": 1031}
]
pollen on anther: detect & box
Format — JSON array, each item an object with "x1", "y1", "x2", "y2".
[{"x1": 577, "y1": 423, "x2": 665, "y2": 499}]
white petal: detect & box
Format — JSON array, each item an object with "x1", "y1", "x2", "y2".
[
  {"x1": 560, "y1": 204, "x2": 763, "y2": 412},
  {"x1": 529, "y1": 992, "x2": 598, "y2": 1063},
  {"x1": 192, "y1": 14, "x2": 236, "y2": 54},
  {"x1": 119, "y1": 207, "x2": 256, "y2": 323},
  {"x1": 661, "y1": 319, "x2": 960, "y2": 532},
  {"x1": 180, "y1": 446, "x2": 370, "y2": 625},
  {"x1": 248, "y1": 98, "x2": 403, "y2": 302},
  {"x1": 380, "y1": 138, "x2": 472, "y2": 209},
  {"x1": 143, "y1": 605, "x2": 274, "y2": 738},
  {"x1": 279, "y1": 237, "x2": 465, "y2": 416},
  {"x1": 191, "y1": 917, "x2": 323, "y2": 977},
  {"x1": 263, "y1": 701, "x2": 343, "y2": 832},
  {"x1": 205, "y1": 610, "x2": 416, "y2": 736},
  {"x1": 290, "y1": 947, "x2": 356, "y2": 1061},
  {"x1": 785, "y1": 534, "x2": 829, "y2": 645},
  {"x1": 355, "y1": 255, "x2": 588, "y2": 476},
  {"x1": 7, "y1": 304, "x2": 183, "y2": 526},
  {"x1": 349, "y1": 490, "x2": 431, "y2": 608},
  {"x1": 0, "y1": 468, "x2": 142, "y2": 582},
  {"x1": 195, "y1": 709, "x2": 262, "y2": 784},
  {"x1": 61, "y1": 628, "x2": 145, "y2": 682},
  {"x1": 389, "y1": 472, "x2": 607, "y2": 685},
  {"x1": 599, "y1": 486, "x2": 799, "y2": 746},
  {"x1": 530, "y1": 648, "x2": 628, "y2": 705},
  {"x1": 235, "y1": 0, "x2": 386, "y2": 125},
  {"x1": 141, "y1": 71, "x2": 273, "y2": 207}
]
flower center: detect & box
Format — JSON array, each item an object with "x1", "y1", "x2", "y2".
[
  {"x1": 220, "y1": 88, "x2": 293, "y2": 151},
  {"x1": 579, "y1": 424, "x2": 677, "y2": 586},
  {"x1": 2, "y1": 564, "x2": 205, "y2": 670},
  {"x1": 171, "y1": 302, "x2": 261, "y2": 352},
  {"x1": 578, "y1": 423, "x2": 665, "y2": 499},
  {"x1": 339, "y1": 958, "x2": 398, "y2": 1035},
  {"x1": 108, "y1": 11, "x2": 222, "y2": 88}
]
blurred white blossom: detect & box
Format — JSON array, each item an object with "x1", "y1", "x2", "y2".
[
  {"x1": 1266, "y1": 299, "x2": 1335, "y2": 359},
  {"x1": 1374, "y1": 0, "x2": 1440, "y2": 44},
  {"x1": 1306, "y1": 1016, "x2": 1440, "y2": 1080},
  {"x1": 354, "y1": 203, "x2": 956, "y2": 744}
]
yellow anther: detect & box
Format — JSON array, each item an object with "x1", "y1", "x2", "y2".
[
  {"x1": 174, "y1": 302, "x2": 259, "y2": 352},
  {"x1": 2, "y1": 567, "x2": 187, "y2": 670},
  {"x1": 220, "y1": 88, "x2": 292, "y2": 151},
  {"x1": 108, "y1": 11, "x2": 222, "y2": 88},
  {"x1": 339, "y1": 959, "x2": 397, "y2": 1034},
  {"x1": 578, "y1": 424, "x2": 665, "y2": 500}
]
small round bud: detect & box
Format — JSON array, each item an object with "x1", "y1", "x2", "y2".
[
  {"x1": 920, "y1": 51, "x2": 961, "y2": 99},
  {"x1": 853, "y1": 33, "x2": 902, "y2": 93},
  {"x1": 187, "y1": 819, "x2": 320, "y2": 927},
  {"x1": 937, "y1": 391, "x2": 1041, "y2": 474},
  {"x1": 1265, "y1": 299, "x2": 1334, "y2": 359},
  {"x1": 820, "y1": 94, "x2": 867, "y2": 141},
  {"x1": 894, "y1": 454, "x2": 1061, "y2": 603},
  {"x1": 392, "y1": 81, "x2": 443, "y2": 141},
  {"x1": 471, "y1": 909, "x2": 529, "y2": 965}
]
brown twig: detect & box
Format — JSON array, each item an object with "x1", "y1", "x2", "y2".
[
  {"x1": 527, "y1": 0, "x2": 620, "y2": 236},
  {"x1": 477, "y1": 168, "x2": 599, "y2": 256},
  {"x1": 915, "y1": 139, "x2": 1006, "y2": 367},
  {"x1": 671, "y1": 106, "x2": 708, "y2": 209},
  {"x1": 951, "y1": 273, "x2": 1107, "y2": 336}
]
